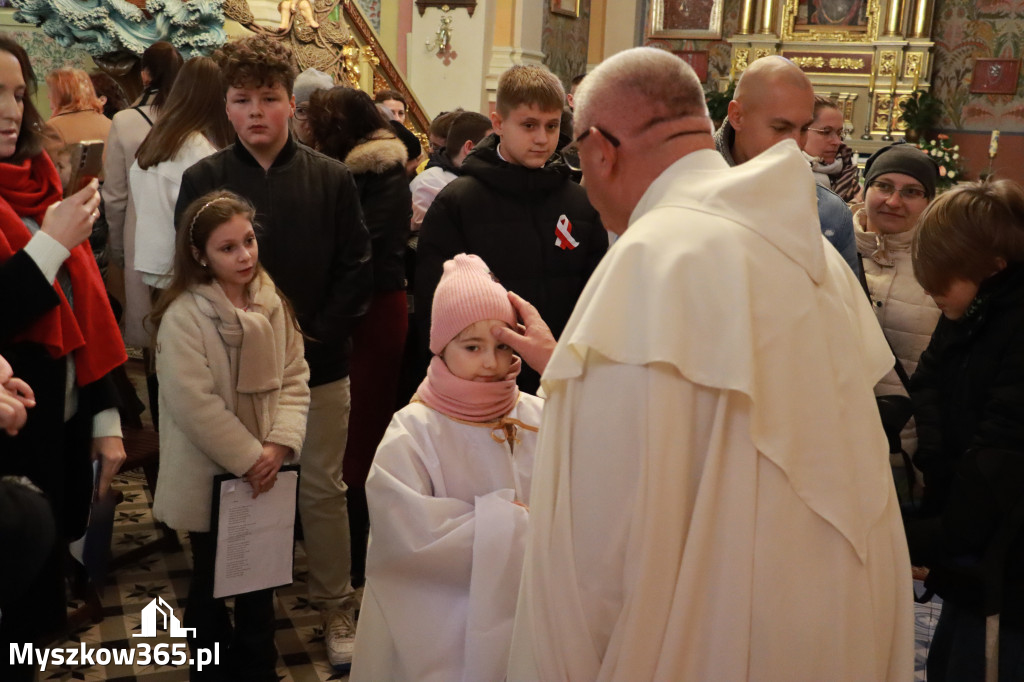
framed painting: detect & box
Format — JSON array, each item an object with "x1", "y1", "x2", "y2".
[
  {"x1": 970, "y1": 58, "x2": 1020, "y2": 95},
  {"x1": 780, "y1": 0, "x2": 881, "y2": 43},
  {"x1": 647, "y1": 0, "x2": 724, "y2": 40},
  {"x1": 551, "y1": 0, "x2": 580, "y2": 18}
]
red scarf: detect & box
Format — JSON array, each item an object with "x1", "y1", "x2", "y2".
[
  {"x1": 415, "y1": 355, "x2": 521, "y2": 422},
  {"x1": 0, "y1": 154, "x2": 126, "y2": 385}
]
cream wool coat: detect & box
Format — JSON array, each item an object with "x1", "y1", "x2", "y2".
[
  {"x1": 508, "y1": 142, "x2": 914, "y2": 681},
  {"x1": 153, "y1": 272, "x2": 310, "y2": 532}
]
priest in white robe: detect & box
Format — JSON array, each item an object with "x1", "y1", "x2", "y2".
[{"x1": 502, "y1": 48, "x2": 914, "y2": 681}]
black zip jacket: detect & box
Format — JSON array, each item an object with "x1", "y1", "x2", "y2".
[
  {"x1": 908, "y1": 264, "x2": 1024, "y2": 624},
  {"x1": 415, "y1": 133, "x2": 606, "y2": 393},
  {"x1": 175, "y1": 136, "x2": 372, "y2": 386}
]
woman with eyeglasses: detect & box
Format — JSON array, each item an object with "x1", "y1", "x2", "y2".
[
  {"x1": 802, "y1": 95, "x2": 860, "y2": 202},
  {"x1": 855, "y1": 144, "x2": 941, "y2": 494}
]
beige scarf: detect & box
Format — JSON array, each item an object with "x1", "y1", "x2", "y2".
[{"x1": 191, "y1": 271, "x2": 283, "y2": 441}]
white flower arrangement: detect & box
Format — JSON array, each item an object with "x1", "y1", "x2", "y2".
[{"x1": 916, "y1": 135, "x2": 965, "y2": 191}]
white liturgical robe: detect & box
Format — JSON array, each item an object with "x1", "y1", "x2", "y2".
[
  {"x1": 508, "y1": 141, "x2": 914, "y2": 681},
  {"x1": 351, "y1": 395, "x2": 543, "y2": 682}
]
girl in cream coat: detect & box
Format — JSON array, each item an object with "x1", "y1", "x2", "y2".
[{"x1": 152, "y1": 191, "x2": 309, "y2": 681}]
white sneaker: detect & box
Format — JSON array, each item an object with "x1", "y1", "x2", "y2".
[
  {"x1": 323, "y1": 606, "x2": 356, "y2": 670},
  {"x1": 350, "y1": 585, "x2": 364, "y2": 617}
]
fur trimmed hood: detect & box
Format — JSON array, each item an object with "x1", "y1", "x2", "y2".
[{"x1": 344, "y1": 131, "x2": 408, "y2": 175}]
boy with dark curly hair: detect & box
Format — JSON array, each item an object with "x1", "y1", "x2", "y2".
[{"x1": 174, "y1": 34, "x2": 371, "y2": 674}]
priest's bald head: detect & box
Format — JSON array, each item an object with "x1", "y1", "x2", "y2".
[
  {"x1": 727, "y1": 56, "x2": 816, "y2": 165},
  {"x1": 569, "y1": 47, "x2": 714, "y2": 235}
]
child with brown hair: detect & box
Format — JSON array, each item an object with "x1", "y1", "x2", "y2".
[
  {"x1": 175, "y1": 34, "x2": 372, "y2": 671},
  {"x1": 908, "y1": 178, "x2": 1024, "y2": 681},
  {"x1": 152, "y1": 190, "x2": 309, "y2": 681}
]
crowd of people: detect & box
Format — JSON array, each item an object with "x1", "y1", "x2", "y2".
[{"x1": 2, "y1": 31, "x2": 1024, "y2": 682}]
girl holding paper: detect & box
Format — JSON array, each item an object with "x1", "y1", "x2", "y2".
[{"x1": 150, "y1": 190, "x2": 310, "y2": 681}]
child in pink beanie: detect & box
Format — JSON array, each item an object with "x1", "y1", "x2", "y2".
[{"x1": 350, "y1": 253, "x2": 543, "y2": 682}]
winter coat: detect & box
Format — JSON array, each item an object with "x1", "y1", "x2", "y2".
[
  {"x1": 153, "y1": 271, "x2": 310, "y2": 531},
  {"x1": 176, "y1": 135, "x2": 372, "y2": 386},
  {"x1": 854, "y1": 207, "x2": 941, "y2": 459},
  {"x1": 415, "y1": 133, "x2": 607, "y2": 394},
  {"x1": 343, "y1": 132, "x2": 411, "y2": 292},
  {"x1": 42, "y1": 110, "x2": 112, "y2": 179},
  {"x1": 854, "y1": 207, "x2": 940, "y2": 395},
  {"x1": 806, "y1": 145, "x2": 860, "y2": 203},
  {"x1": 908, "y1": 265, "x2": 1024, "y2": 624}
]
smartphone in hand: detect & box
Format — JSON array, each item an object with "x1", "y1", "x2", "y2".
[{"x1": 63, "y1": 140, "x2": 104, "y2": 198}]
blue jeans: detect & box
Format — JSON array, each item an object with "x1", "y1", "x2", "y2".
[{"x1": 927, "y1": 600, "x2": 1024, "y2": 682}]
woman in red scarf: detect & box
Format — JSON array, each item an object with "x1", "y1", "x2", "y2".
[{"x1": 0, "y1": 36, "x2": 127, "y2": 668}]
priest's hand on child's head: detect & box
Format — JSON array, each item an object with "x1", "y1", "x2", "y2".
[{"x1": 491, "y1": 292, "x2": 556, "y2": 375}]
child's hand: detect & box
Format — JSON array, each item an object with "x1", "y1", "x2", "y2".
[{"x1": 244, "y1": 442, "x2": 291, "y2": 498}]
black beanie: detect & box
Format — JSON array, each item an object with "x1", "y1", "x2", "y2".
[{"x1": 863, "y1": 144, "x2": 939, "y2": 199}]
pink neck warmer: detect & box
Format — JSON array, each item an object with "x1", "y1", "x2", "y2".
[{"x1": 415, "y1": 355, "x2": 521, "y2": 422}]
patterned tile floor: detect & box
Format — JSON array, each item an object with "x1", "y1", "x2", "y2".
[
  {"x1": 45, "y1": 471, "x2": 348, "y2": 682},
  {"x1": 915, "y1": 587, "x2": 942, "y2": 681},
  {"x1": 52, "y1": 467, "x2": 941, "y2": 681},
  {"x1": 42, "y1": 359, "x2": 941, "y2": 680}
]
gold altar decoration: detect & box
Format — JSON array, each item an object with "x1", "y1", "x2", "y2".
[
  {"x1": 788, "y1": 55, "x2": 868, "y2": 71},
  {"x1": 780, "y1": 0, "x2": 882, "y2": 43},
  {"x1": 910, "y1": 0, "x2": 934, "y2": 38},
  {"x1": 871, "y1": 92, "x2": 911, "y2": 132}
]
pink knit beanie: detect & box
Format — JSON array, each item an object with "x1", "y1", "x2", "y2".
[{"x1": 430, "y1": 254, "x2": 517, "y2": 354}]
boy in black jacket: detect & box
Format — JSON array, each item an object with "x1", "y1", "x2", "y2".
[
  {"x1": 173, "y1": 35, "x2": 371, "y2": 674},
  {"x1": 415, "y1": 65, "x2": 606, "y2": 394},
  {"x1": 907, "y1": 179, "x2": 1024, "y2": 681}
]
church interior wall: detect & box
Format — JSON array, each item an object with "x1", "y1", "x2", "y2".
[
  {"x1": 408, "y1": 3, "x2": 499, "y2": 118},
  {"x1": 928, "y1": 0, "x2": 1024, "y2": 182},
  {"x1": 3, "y1": 0, "x2": 1019, "y2": 180},
  {"x1": 541, "y1": 0, "x2": 593, "y2": 90}
]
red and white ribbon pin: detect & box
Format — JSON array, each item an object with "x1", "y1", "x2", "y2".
[{"x1": 554, "y1": 214, "x2": 579, "y2": 250}]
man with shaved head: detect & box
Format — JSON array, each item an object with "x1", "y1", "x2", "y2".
[
  {"x1": 716, "y1": 55, "x2": 860, "y2": 273},
  {"x1": 504, "y1": 47, "x2": 913, "y2": 680}
]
